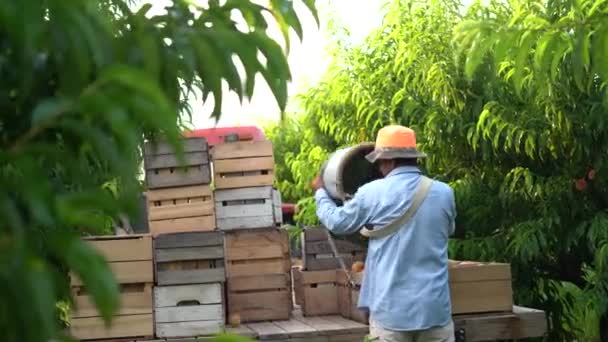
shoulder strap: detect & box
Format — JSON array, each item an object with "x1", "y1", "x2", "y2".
[{"x1": 360, "y1": 176, "x2": 433, "y2": 239}]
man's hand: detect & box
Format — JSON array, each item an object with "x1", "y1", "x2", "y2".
[{"x1": 311, "y1": 174, "x2": 324, "y2": 191}]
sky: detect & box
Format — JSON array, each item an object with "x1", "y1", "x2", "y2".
[{"x1": 180, "y1": 0, "x2": 386, "y2": 129}]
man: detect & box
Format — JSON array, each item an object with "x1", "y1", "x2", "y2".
[{"x1": 312, "y1": 125, "x2": 456, "y2": 342}]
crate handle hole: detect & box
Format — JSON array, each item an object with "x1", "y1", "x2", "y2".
[
  {"x1": 177, "y1": 300, "x2": 201, "y2": 306},
  {"x1": 169, "y1": 167, "x2": 175, "y2": 173}
]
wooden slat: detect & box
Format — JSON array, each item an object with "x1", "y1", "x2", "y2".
[
  {"x1": 146, "y1": 166, "x2": 211, "y2": 189},
  {"x1": 217, "y1": 216, "x2": 278, "y2": 231},
  {"x1": 155, "y1": 246, "x2": 224, "y2": 263},
  {"x1": 215, "y1": 202, "x2": 273, "y2": 219},
  {"x1": 147, "y1": 185, "x2": 213, "y2": 202},
  {"x1": 85, "y1": 235, "x2": 152, "y2": 262},
  {"x1": 228, "y1": 274, "x2": 289, "y2": 292},
  {"x1": 227, "y1": 260, "x2": 290, "y2": 277},
  {"x1": 72, "y1": 287, "x2": 153, "y2": 318},
  {"x1": 149, "y1": 215, "x2": 216, "y2": 236},
  {"x1": 449, "y1": 263, "x2": 511, "y2": 282},
  {"x1": 247, "y1": 322, "x2": 288, "y2": 340},
  {"x1": 144, "y1": 137, "x2": 208, "y2": 155},
  {"x1": 226, "y1": 325, "x2": 258, "y2": 338},
  {"x1": 296, "y1": 269, "x2": 337, "y2": 285},
  {"x1": 212, "y1": 140, "x2": 273, "y2": 159},
  {"x1": 324, "y1": 316, "x2": 369, "y2": 334},
  {"x1": 155, "y1": 320, "x2": 223, "y2": 338},
  {"x1": 228, "y1": 290, "x2": 291, "y2": 322},
  {"x1": 157, "y1": 268, "x2": 225, "y2": 286},
  {"x1": 226, "y1": 244, "x2": 284, "y2": 261},
  {"x1": 148, "y1": 202, "x2": 215, "y2": 221},
  {"x1": 225, "y1": 228, "x2": 288, "y2": 247},
  {"x1": 450, "y1": 280, "x2": 513, "y2": 314},
  {"x1": 453, "y1": 306, "x2": 547, "y2": 341},
  {"x1": 72, "y1": 261, "x2": 153, "y2": 286},
  {"x1": 154, "y1": 283, "x2": 223, "y2": 308},
  {"x1": 214, "y1": 174, "x2": 275, "y2": 189},
  {"x1": 305, "y1": 240, "x2": 365, "y2": 255},
  {"x1": 70, "y1": 314, "x2": 154, "y2": 340},
  {"x1": 272, "y1": 319, "x2": 318, "y2": 337},
  {"x1": 304, "y1": 228, "x2": 332, "y2": 242},
  {"x1": 145, "y1": 151, "x2": 209, "y2": 170},
  {"x1": 214, "y1": 156, "x2": 274, "y2": 174},
  {"x1": 305, "y1": 256, "x2": 365, "y2": 271},
  {"x1": 303, "y1": 286, "x2": 339, "y2": 316},
  {"x1": 293, "y1": 316, "x2": 345, "y2": 335},
  {"x1": 154, "y1": 231, "x2": 223, "y2": 249},
  {"x1": 155, "y1": 304, "x2": 223, "y2": 323},
  {"x1": 214, "y1": 186, "x2": 273, "y2": 202}
]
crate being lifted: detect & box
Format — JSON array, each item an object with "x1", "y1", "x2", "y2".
[
  {"x1": 214, "y1": 186, "x2": 282, "y2": 230},
  {"x1": 144, "y1": 137, "x2": 211, "y2": 189},
  {"x1": 224, "y1": 228, "x2": 292, "y2": 322},
  {"x1": 146, "y1": 185, "x2": 215, "y2": 236},
  {"x1": 211, "y1": 140, "x2": 274, "y2": 189},
  {"x1": 69, "y1": 235, "x2": 154, "y2": 341}
]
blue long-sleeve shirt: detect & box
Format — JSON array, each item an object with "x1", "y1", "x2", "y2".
[{"x1": 314, "y1": 166, "x2": 456, "y2": 331}]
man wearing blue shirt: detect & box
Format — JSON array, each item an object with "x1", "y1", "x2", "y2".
[{"x1": 312, "y1": 125, "x2": 456, "y2": 342}]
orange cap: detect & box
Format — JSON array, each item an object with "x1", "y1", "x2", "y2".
[{"x1": 374, "y1": 125, "x2": 417, "y2": 149}]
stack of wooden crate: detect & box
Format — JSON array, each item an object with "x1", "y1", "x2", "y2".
[
  {"x1": 211, "y1": 140, "x2": 291, "y2": 323},
  {"x1": 301, "y1": 228, "x2": 366, "y2": 271},
  {"x1": 144, "y1": 137, "x2": 215, "y2": 236},
  {"x1": 69, "y1": 235, "x2": 154, "y2": 341},
  {"x1": 153, "y1": 231, "x2": 226, "y2": 338}
]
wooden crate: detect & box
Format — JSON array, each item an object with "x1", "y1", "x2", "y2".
[
  {"x1": 336, "y1": 270, "x2": 368, "y2": 324},
  {"x1": 146, "y1": 185, "x2": 215, "y2": 236},
  {"x1": 302, "y1": 228, "x2": 366, "y2": 271},
  {"x1": 154, "y1": 283, "x2": 225, "y2": 338},
  {"x1": 211, "y1": 140, "x2": 274, "y2": 189},
  {"x1": 144, "y1": 137, "x2": 211, "y2": 189},
  {"x1": 293, "y1": 267, "x2": 339, "y2": 316},
  {"x1": 70, "y1": 235, "x2": 154, "y2": 340},
  {"x1": 214, "y1": 186, "x2": 282, "y2": 230},
  {"x1": 154, "y1": 231, "x2": 225, "y2": 286},
  {"x1": 449, "y1": 260, "x2": 513, "y2": 314},
  {"x1": 225, "y1": 228, "x2": 292, "y2": 322}
]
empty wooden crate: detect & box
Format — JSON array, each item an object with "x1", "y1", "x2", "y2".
[
  {"x1": 449, "y1": 260, "x2": 513, "y2": 314},
  {"x1": 214, "y1": 186, "x2": 282, "y2": 230},
  {"x1": 146, "y1": 185, "x2": 215, "y2": 236},
  {"x1": 144, "y1": 137, "x2": 211, "y2": 189},
  {"x1": 225, "y1": 228, "x2": 292, "y2": 322},
  {"x1": 336, "y1": 270, "x2": 368, "y2": 324},
  {"x1": 153, "y1": 231, "x2": 226, "y2": 338},
  {"x1": 70, "y1": 235, "x2": 154, "y2": 340},
  {"x1": 211, "y1": 140, "x2": 274, "y2": 189},
  {"x1": 302, "y1": 228, "x2": 366, "y2": 271},
  {"x1": 293, "y1": 267, "x2": 339, "y2": 316}
]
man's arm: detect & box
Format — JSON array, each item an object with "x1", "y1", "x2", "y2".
[{"x1": 314, "y1": 187, "x2": 370, "y2": 235}]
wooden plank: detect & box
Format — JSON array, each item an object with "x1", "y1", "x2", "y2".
[
  {"x1": 149, "y1": 215, "x2": 216, "y2": 236},
  {"x1": 453, "y1": 306, "x2": 547, "y2": 341},
  {"x1": 293, "y1": 316, "x2": 345, "y2": 335},
  {"x1": 155, "y1": 246, "x2": 224, "y2": 263},
  {"x1": 72, "y1": 261, "x2": 153, "y2": 286},
  {"x1": 70, "y1": 314, "x2": 154, "y2": 340},
  {"x1": 449, "y1": 263, "x2": 511, "y2": 282},
  {"x1": 305, "y1": 256, "x2": 365, "y2": 271},
  {"x1": 72, "y1": 286, "x2": 152, "y2": 318},
  {"x1": 324, "y1": 316, "x2": 369, "y2": 334},
  {"x1": 228, "y1": 290, "x2": 291, "y2": 322},
  {"x1": 214, "y1": 157, "x2": 274, "y2": 174},
  {"x1": 145, "y1": 137, "x2": 208, "y2": 155},
  {"x1": 304, "y1": 228, "x2": 332, "y2": 242},
  {"x1": 155, "y1": 304, "x2": 223, "y2": 323},
  {"x1": 225, "y1": 229, "x2": 288, "y2": 248},
  {"x1": 305, "y1": 240, "x2": 365, "y2": 255},
  {"x1": 147, "y1": 185, "x2": 213, "y2": 202},
  {"x1": 216, "y1": 202, "x2": 273, "y2": 219},
  {"x1": 228, "y1": 274, "x2": 289, "y2": 292},
  {"x1": 146, "y1": 166, "x2": 211, "y2": 189},
  {"x1": 227, "y1": 260, "x2": 290, "y2": 277},
  {"x1": 217, "y1": 216, "x2": 278, "y2": 231},
  {"x1": 84, "y1": 235, "x2": 152, "y2": 262},
  {"x1": 450, "y1": 280, "x2": 513, "y2": 314},
  {"x1": 226, "y1": 244, "x2": 284, "y2": 261},
  {"x1": 214, "y1": 186, "x2": 273, "y2": 202},
  {"x1": 155, "y1": 320, "x2": 223, "y2": 338},
  {"x1": 226, "y1": 325, "x2": 258, "y2": 338},
  {"x1": 212, "y1": 140, "x2": 273, "y2": 159},
  {"x1": 303, "y1": 287, "x2": 339, "y2": 316},
  {"x1": 145, "y1": 151, "x2": 209, "y2": 170},
  {"x1": 296, "y1": 269, "x2": 336, "y2": 285},
  {"x1": 215, "y1": 174, "x2": 274, "y2": 189},
  {"x1": 148, "y1": 202, "x2": 215, "y2": 221},
  {"x1": 154, "y1": 283, "x2": 223, "y2": 307},
  {"x1": 157, "y1": 268, "x2": 225, "y2": 286},
  {"x1": 154, "y1": 231, "x2": 223, "y2": 249},
  {"x1": 272, "y1": 319, "x2": 318, "y2": 337},
  {"x1": 247, "y1": 322, "x2": 288, "y2": 340}
]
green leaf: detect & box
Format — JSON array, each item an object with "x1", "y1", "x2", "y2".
[{"x1": 31, "y1": 98, "x2": 72, "y2": 125}]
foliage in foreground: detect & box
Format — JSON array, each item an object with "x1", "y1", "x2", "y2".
[
  {"x1": 267, "y1": 0, "x2": 608, "y2": 340},
  {"x1": 0, "y1": 0, "x2": 316, "y2": 341}
]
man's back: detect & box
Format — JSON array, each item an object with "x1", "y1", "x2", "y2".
[{"x1": 315, "y1": 165, "x2": 456, "y2": 331}]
